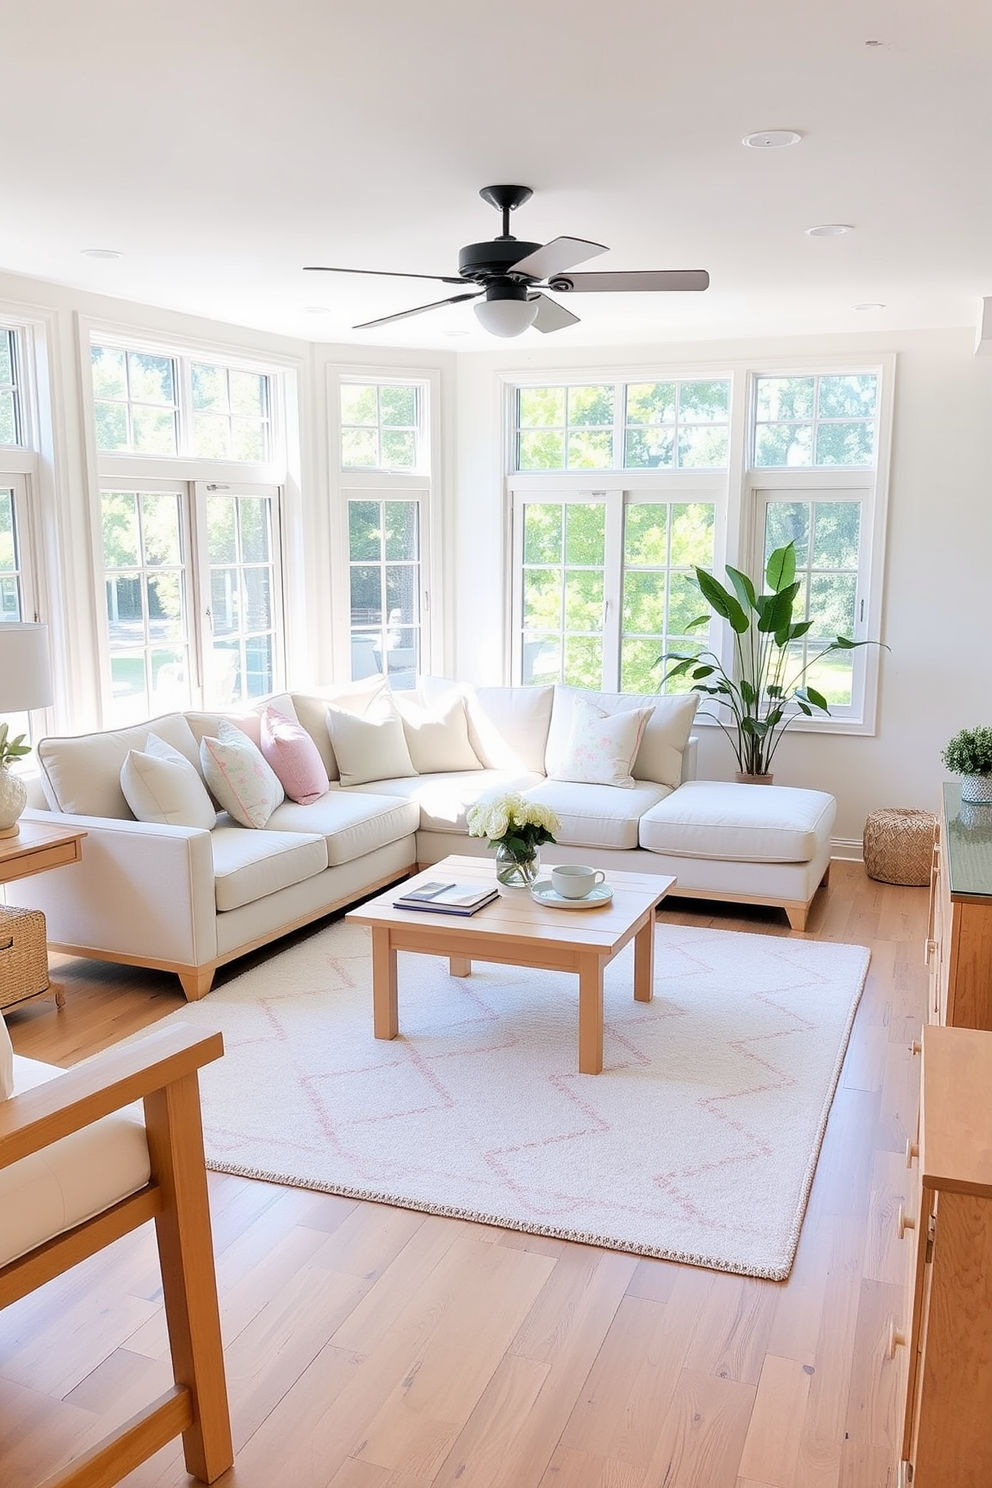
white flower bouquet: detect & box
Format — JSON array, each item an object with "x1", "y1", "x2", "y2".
[{"x1": 466, "y1": 792, "x2": 560, "y2": 860}]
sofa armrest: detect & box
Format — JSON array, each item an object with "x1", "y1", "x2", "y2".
[
  {"x1": 681, "y1": 736, "x2": 699, "y2": 783},
  {"x1": 9, "y1": 808, "x2": 218, "y2": 968}
]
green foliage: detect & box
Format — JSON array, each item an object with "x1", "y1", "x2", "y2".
[
  {"x1": 941, "y1": 726, "x2": 992, "y2": 777},
  {"x1": 0, "y1": 721, "x2": 31, "y2": 767},
  {"x1": 657, "y1": 542, "x2": 885, "y2": 776}
]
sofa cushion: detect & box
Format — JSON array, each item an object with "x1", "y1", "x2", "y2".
[
  {"x1": 394, "y1": 692, "x2": 483, "y2": 774},
  {"x1": 37, "y1": 713, "x2": 204, "y2": 819},
  {"x1": 638, "y1": 780, "x2": 837, "y2": 863},
  {"x1": 546, "y1": 688, "x2": 698, "y2": 790},
  {"x1": 523, "y1": 779, "x2": 673, "y2": 851},
  {"x1": 1, "y1": 1055, "x2": 151, "y2": 1268},
  {"x1": 326, "y1": 692, "x2": 416, "y2": 788},
  {"x1": 290, "y1": 675, "x2": 388, "y2": 781},
  {"x1": 210, "y1": 825, "x2": 328, "y2": 912},
  {"x1": 265, "y1": 790, "x2": 420, "y2": 867},
  {"x1": 183, "y1": 692, "x2": 300, "y2": 752},
  {"x1": 120, "y1": 733, "x2": 218, "y2": 829},
  {"x1": 260, "y1": 705, "x2": 330, "y2": 804},
  {"x1": 550, "y1": 697, "x2": 652, "y2": 788},
  {"x1": 200, "y1": 719, "x2": 285, "y2": 828},
  {"x1": 341, "y1": 768, "x2": 544, "y2": 834}
]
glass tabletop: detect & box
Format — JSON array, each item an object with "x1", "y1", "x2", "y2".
[{"x1": 944, "y1": 781, "x2": 992, "y2": 899}]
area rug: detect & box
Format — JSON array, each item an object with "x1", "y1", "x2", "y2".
[{"x1": 159, "y1": 921, "x2": 869, "y2": 1279}]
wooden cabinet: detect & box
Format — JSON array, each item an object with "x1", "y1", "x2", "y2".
[
  {"x1": 926, "y1": 785, "x2": 992, "y2": 1029},
  {"x1": 893, "y1": 1025, "x2": 992, "y2": 1486}
]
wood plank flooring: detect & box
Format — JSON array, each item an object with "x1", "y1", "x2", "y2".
[{"x1": 0, "y1": 861, "x2": 928, "y2": 1488}]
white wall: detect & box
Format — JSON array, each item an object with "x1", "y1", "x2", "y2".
[{"x1": 452, "y1": 328, "x2": 992, "y2": 845}]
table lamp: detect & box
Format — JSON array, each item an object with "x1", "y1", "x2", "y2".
[{"x1": 0, "y1": 622, "x2": 53, "y2": 838}]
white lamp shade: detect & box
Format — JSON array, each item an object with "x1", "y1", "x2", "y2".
[
  {"x1": 474, "y1": 296, "x2": 539, "y2": 338},
  {"x1": 0, "y1": 623, "x2": 54, "y2": 712}
]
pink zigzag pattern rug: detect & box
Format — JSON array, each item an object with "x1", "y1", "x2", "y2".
[{"x1": 162, "y1": 920, "x2": 870, "y2": 1279}]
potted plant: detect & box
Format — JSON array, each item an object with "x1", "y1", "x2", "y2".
[
  {"x1": 658, "y1": 542, "x2": 883, "y2": 782},
  {"x1": 941, "y1": 726, "x2": 992, "y2": 804},
  {"x1": 0, "y1": 721, "x2": 33, "y2": 838}
]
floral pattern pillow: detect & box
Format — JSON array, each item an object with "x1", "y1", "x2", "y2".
[
  {"x1": 552, "y1": 697, "x2": 653, "y2": 788},
  {"x1": 200, "y1": 718, "x2": 285, "y2": 828}
]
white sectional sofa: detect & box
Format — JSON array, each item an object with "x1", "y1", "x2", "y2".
[{"x1": 11, "y1": 676, "x2": 835, "y2": 1000}]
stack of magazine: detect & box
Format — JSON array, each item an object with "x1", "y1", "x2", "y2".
[{"x1": 393, "y1": 879, "x2": 498, "y2": 916}]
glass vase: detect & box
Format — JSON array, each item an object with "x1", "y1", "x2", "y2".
[{"x1": 495, "y1": 841, "x2": 541, "y2": 889}]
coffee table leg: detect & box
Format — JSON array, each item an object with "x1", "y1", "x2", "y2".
[
  {"x1": 449, "y1": 956, "x2": 471, "y2": 977},
  {"x1": 633, "y1": 913, "x2": 655, "y2": 1004},
  {"x1": 371, "y1": 927, "x2": 398, "y2": 1039},
  {"x1": 577, "y1": 955, "x2": 604, "y2": 1075}
]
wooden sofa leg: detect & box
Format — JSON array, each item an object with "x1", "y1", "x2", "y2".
[
  {"x1": 820, "y1": 861, "x2": 832, "y2": 887},
  {"x1": 179, "y1": 967, "x2": 215, "y2": 1001},
  {"x1": 144, "y1": 1073, "x2": 233, "y2": 1483},
  {"x1": 786, "y1": 904, "x2": 809, "y2": 931}
]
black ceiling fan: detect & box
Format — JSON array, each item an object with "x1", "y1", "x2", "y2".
[{"x1": 304, "y1": 185, "x2": 709, "y2": 337}]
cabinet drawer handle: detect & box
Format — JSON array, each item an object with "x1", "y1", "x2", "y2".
[
  {"x1": 897, "y1": 1204, "x2": 916, "y2": 1239},
  {"x1": 925, "y1": 937, "x2": 937, "y2": 965},
  {"x1": 910, "y1": 1039, "x2": 922, "y2": 1056},
  {"x1": 887, "y1": 1319, "x2": 908, "y2": 1359},
  {"x1": 905, "y1": 1139, "x2": 919, "y2": 1168}
]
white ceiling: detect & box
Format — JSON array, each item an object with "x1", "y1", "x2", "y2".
[{"x1": 3, "y1": 0, "x2": 991, "y2": 352}]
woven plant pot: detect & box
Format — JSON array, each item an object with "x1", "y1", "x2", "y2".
[
  {"x1": 863, "y1": 807, "x2": 938, "y2": 886},
  {"x1": 960, "y1": 774, "x2": 992, "y2": 804}
]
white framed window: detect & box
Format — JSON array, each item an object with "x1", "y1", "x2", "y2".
[
  {"x1": 328, "y1": 367, "x2": 440, "y2": 684},
  {"x1": 510, "y1": 480, "x2": 723, "y2": 692},
  {"x1": 506, "y1": 359, "x2": 890, "y2": 730},
  {"x1": 0, "y1": 326, "x2": 26, "y2": 448},
  {"x1": 85, "y1": 328, "x2": 290, "y2": 723}
]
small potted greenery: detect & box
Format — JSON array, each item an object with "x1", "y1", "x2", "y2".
[
  {"x1": 941, "y1": 726, "x2": 992, "y2": 804},
  {"x1": 0, "y1": 721, "x2": 32, "y2": 838}
]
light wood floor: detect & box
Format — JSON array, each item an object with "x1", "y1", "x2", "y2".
[{"x1": 1, "y1": 860, "x2": 927, "y2": 1488}]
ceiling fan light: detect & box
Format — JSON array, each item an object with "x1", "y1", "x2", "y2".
[{"x1": 474, "y1": 293, "x2": 539, "y2": 338}]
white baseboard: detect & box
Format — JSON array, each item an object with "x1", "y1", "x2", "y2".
[{"x1": 830, "y1": 838, "x2": 864, "y2": 862}]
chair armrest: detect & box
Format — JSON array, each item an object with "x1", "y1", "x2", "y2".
[{"x1": 0, "y1": 1025, "x2": 223, "y2": 1170}]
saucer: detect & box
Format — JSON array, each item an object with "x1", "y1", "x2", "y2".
[{"x1": 530, "y1": 879, "x2": 613, "y2": 909}]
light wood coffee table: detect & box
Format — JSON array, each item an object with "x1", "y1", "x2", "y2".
[{"x1": 347, "y1": 855, "x2": 675, "y2": 1074}]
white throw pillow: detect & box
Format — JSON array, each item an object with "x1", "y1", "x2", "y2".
[
  {"x1": 325, "y1": 691, "x2": 416, "y2": 787},
  {"x1": 200, "y1": 718, "x2": 285, "y2": 828},
  {"x1": 0, "y1": 1013, "x2": 13, "y2": 1101},
  {"x1": 394, "y1": 692, "x2": 482, "y2": 774},
  {"x1": 551, "y1": 697, "x2": 653, "y2": 788},
  {"x1": 121, "y1": 733, "x2": 217, "y2": 829}
]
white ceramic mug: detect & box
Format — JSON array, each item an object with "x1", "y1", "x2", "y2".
[{"x1": 551, "y1": 864, "x2": 606, "y2": 900}]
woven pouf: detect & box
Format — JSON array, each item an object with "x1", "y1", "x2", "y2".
[{"x1": 863, "y1": 807, "x2": 938, "y2": 886}]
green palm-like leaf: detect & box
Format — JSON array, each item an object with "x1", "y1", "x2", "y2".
[
  {"x1": 694, "y1": 568, "x2": 749, "y2": 634},
  {"x1": 766, "y1": 543, "x2": 796, "y2": 592},
  {"x1": 725, "y1": 565, "x2": 757, "y2": 613}
]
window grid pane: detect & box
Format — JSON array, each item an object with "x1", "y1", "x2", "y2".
[
  {"x1": 0, "y1": 487, "x2": 23, "y2": 620},
  {"x1": 348, "y1": 498, "x2": 421, "y2": 684},
  {"x1": 754, "y1": 373, "x2": 878, "y2": 468},
  {"x1": 514, "y1": 380, "x2": 731, "y2": 471},
  {"x1": 341, "y1": 383, "x2": 421, "y2": 471},
  {"x1": 206, "y1": 493, "x2": 278, "y2": 706},
  {"x1": 621, "y1": 502, "x2": 715, "y2": 694},
  {"x1": 0, "y1": 329, "x2": 22, "y2": 446},
  {"x1": 519, "y1": 501, "x2": 606, "y2": 687},
  {"x1": 101, "y1": 489, "x2": 190, "y2": 723}
]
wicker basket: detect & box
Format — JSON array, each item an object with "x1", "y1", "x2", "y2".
[
  {"x1": 863, "y1": 807, "x2": 938, "y2": 886},
  {"x1": 0, "y1": 905, "x2": 50, "y2": 1009}
]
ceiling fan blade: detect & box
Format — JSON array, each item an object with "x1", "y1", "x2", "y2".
[
  {"x1": 531, "y1": 293, "x2": 581, "y2": 334},
  {"x1": 548, "y1": 269, "x2": 710, "y2": 293},
  {"x1": 305, "y1": 264, "x2": 466, "y2": 285},
  {"x1": 353, "y1": 292, "x2": 481, "y2": 330},
  {"x1": 508, "y1": 236, "x2": 608, "y2": 281}
]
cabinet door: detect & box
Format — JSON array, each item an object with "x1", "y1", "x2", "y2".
[{"x1": 925, "y1": 836, "x2": 943, "y2": 1024}]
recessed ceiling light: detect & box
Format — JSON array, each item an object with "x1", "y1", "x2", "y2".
[
  {"x1": 854, "y1": 302, "x2": 886, "y2": 311},
  {"x1": 742, "y1": 130, "x2": 802, "y2": 149},
  {"x1": 805, "y1": 224, "x2": 853, "y2": 237},
  {"x1": 81, "y1": 247, "x2": 124, "y2": 259},
  {"x1": 301, "y1": 305, "x2": 331, "y2": 313}
]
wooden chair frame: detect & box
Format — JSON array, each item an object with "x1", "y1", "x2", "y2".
[{"x1": 0, "y1": 1024, "x2": 233, "y2": 1488}]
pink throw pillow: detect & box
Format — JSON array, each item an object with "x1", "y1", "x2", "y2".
[{"x1": 260, "y1": 706, "x2": 330, "y2": 805}]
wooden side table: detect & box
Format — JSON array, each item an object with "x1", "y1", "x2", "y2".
[{"x1": 0, "y1": 819, "x2": 86, "y2": 1011}]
